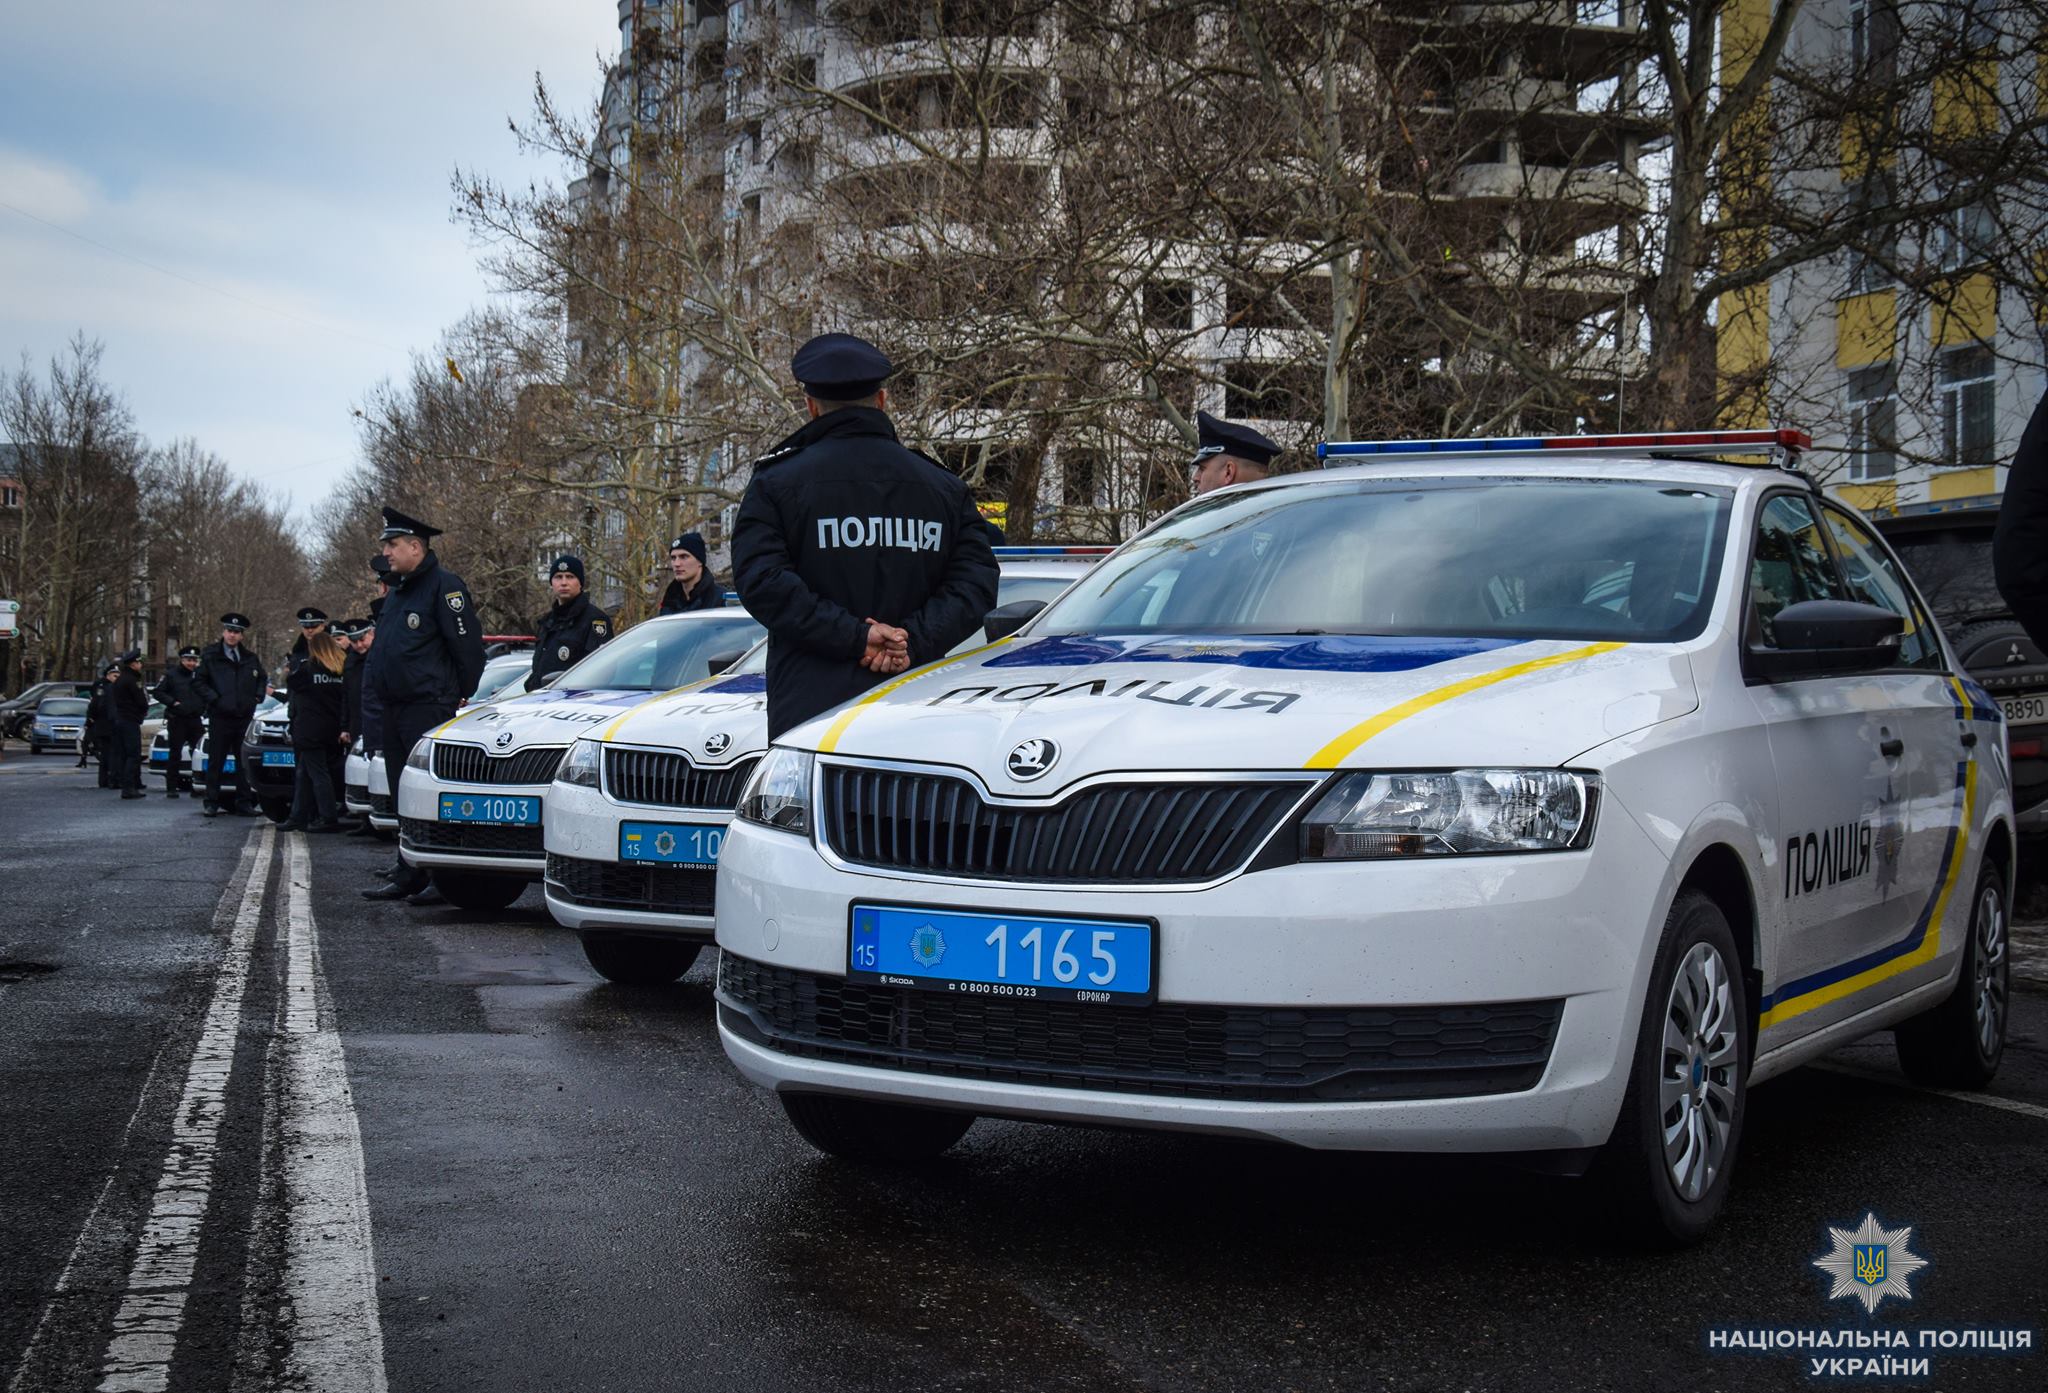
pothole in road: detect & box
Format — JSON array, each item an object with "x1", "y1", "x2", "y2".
[{"x1": 0, "y1": 961, "x2": 59, "y2": 983}]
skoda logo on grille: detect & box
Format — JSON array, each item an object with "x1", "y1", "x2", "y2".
[
  {"x1": 1007, "y1": 738, "x2": 1058, "y2": 781},
  {"x1": 705, "y1": 732, "x2": 732, "y2": 758},
  {"x1": 495, "y1": 731, "x2": 515, "y2": 749}
]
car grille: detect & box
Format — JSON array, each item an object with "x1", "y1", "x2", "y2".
[
  {"x1": 433, "y1": 742, "x2": 567, "y2": 785},
  {"x1": 399, "y1": 816, "x2": 543, "y2": 858},
  {"x1": 545, "y1": 853, "x2": 716, "y2": 917},
  {"x1": 815, "y1": 766, "x2": 1310, "y2": 884},
  {"x1": 718, "y1": 957, "x2": 1563, "y2": 1103},
  {"x1": 604, "y1": 748, "x2": 758, "y2": 810}
]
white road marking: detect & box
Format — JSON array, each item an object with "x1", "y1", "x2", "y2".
[
  {"x1": 93, "y1": 826, "x2": 275, "y2": 1393},
  {"x1": 1814, "y1": 1061, "x2": 2048, "y2": 1124},
  {"x1": 277, "y1": 833, "x2": 390, "y2": 1393}
]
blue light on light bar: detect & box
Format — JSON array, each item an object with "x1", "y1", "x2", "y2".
[
  {"x1": 1317, "y1": 428, "x2": 1811, "y2": 459},
  {"x1": 991, "y1": 546, "x2": 1115, "y2": 557}
]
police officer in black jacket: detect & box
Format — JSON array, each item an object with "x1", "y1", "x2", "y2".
[
  {"x1": 364, "y1": 507, "x2": 487, "y2": 902},
  {"x1": 732, "y1": 333, "x2": 999, "y2": 740},
  {"x1": 1994, "y1": 391, "x2": 2048, "y2": 649},
  {"x1": 526, "y1": 555, "x2": 612, "y2": 691},
  {"x1": 109, "y1": 649, "x2": 149, "y2": 798},
  {"x1": 153, "y1": 645, "x2": 207, "y2": 797},
  {"x1": 658, "y1": 532, "x2": 724, "y2": 614},
  {"x1": 82, "y1": 663, "x2": 116, "y2": 781},
  {"x1": 193, "y1": 613, "x2": 269, "y2": 816}
]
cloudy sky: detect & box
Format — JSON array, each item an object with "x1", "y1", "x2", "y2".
[{"x1": 0, "y1": 1, "x2": 619, "y2": 513}]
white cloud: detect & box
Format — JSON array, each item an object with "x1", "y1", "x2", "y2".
[{"x1": 0, "y1": 149, "x2": 98, "y2": 223}]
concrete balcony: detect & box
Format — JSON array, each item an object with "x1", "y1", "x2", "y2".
[
  {"x1": 818, "y1": 36, "x2": 1051, "y2": 92},
  {"x1": 1448, "y1": 162, "x2": 1647, "y2": 218},
  {"x1": 822, "y1": 125, "x2": 1053, "y2": 179},
  {"x1": 1449, "y1": 249, "x2": 1638, "y2": 302}
]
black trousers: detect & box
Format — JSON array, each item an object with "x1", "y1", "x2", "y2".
[
  {"x1": 163, "y1": 716, "x2": 204, "y2": 791},
  {"x1": 385, "y1": 702, "x2": 453, "y2": 886},
  {"x1": 205, "y1": 714, "x2": 253, "y2": 808},
  {"x1": 290, "y1": 741, "x2": 338, "y2": 823},
  {"x1": 108, "y1": 719, "x2": 143, "y2": 791}
]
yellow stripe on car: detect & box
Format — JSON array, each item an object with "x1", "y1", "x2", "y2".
[
  {"x1": 815, "y1": 638, "x2": 1015, "y2": 754},
  {"x1": 1303, "y1": 642, "x2": 1627, "y2": 770}
]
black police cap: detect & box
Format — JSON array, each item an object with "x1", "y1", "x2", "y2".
[
  {"x1": 220, "y1": 612, "x2": 252, "y2": 631},
  {"x1": 1192, "y1": 410, "x2": 1282, "y2": 468},
  {"x1": 549, "y1": 554, "x2": 585, "y2": 583},
  {"x1": 118, "y1": 647, "x2": 141, "y2": 665},
  {"x1": 792, "y1": 333, "x2": 892, "y2": 398},
  {"x1": 178, "y1": 645, "x2": 202, "y2": 659},
  {"x1": 370, "y1": 554, "x2": 393, "y2": 578},
  {"x1": 296, "y1": 607, "x2": 328, "y2": 626},
  {"x1": 380, "y1": 506, "x2": 442, "y2": 542}
]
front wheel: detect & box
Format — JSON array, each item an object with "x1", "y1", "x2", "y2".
[
  {"x1": 1598, "y1": 890, "x2": 1749, "y2": 1247},
  {"x1": 1895, "y1": 864, "x2": 2008, "y2": 1088},
  {"x1": 779, "y1": 1093, "x2": 975, "y2": 1163},
  {"x1": 578, "y1": 932, "x2": 701, "y2": 985},
  {"x1": 429, "y1": 869, "x2": 529, "y2": 912}
]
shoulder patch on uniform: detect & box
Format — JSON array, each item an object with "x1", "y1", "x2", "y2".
[
  {"x1": 592, "y1": 621, "x2": 608, "y2": 635},
  {"x1": 446, "y1": 592, "x2": 465, "y2": 611}
]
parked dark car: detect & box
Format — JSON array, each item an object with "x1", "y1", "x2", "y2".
[
  {"x1": 3, "y1": 680, "x2": 94, "y2": 739},
  {"x1": 240, "y1": 700, "x2": 298, "y2": 818},
  {"x1": 1874, "y1": 505, "x2": 2048, "y2": 818}
]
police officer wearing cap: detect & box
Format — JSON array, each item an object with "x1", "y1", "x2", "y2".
[
  {"x1": 109, "y1": 649, "x2": 149, "y2": 798},
  {"x1": 1189, "y1": 410, "x2": 1283, "y2": 496},
  {"x1": 193, "y1": 613, "x2": 269, "y2": 816},
  {"x1": 153, "y1": 645, "x2": 207, "y2": 797},
  {"x1": 659, "y1": 532, "x2": 724, "y2": 614},
  {"x1": 732, "y1": 332, "x2": 999, "y2": 740},
  {"x1": 526, "y1": 555, "x2": 612, "y2": 691},
  {"x1": 365, "y1": 508, "x2": 486, "y2": 902}
]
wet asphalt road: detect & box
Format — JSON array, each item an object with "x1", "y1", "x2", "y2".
[{"x1": 4, "y1": 749, "x2": 2048, "y2": 1392}]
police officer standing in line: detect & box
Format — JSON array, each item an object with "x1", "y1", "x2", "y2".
[
  {"x1": 108, "y1": 648, "x2": 148, "y2": 799},
  {"x1": 81, "y1": 661, "x2": 116, "y2": 780},
  {"x1": 193, "y1": 613, "x2": 268, "y2": 817},
  {"x1": 1188, "y1": 411, "x2": 1282, "y2": 497},
  {"x1": 363, "y1": 508, "x2": 486, "y2": 903},
  {"x1": 153, "y1": 645, "x2": 207, "y2": 798},
  {"x1": 732, "y1": 333, "x2": 999, "y2": 741},
  {"x1": 526, "y1": 555, "x2": 612, "y2": 691},
  {"x1": 341, "y1": 616, "x2": 383, "y2": 836},
  {"x1": 658, "y1": 532, "x2": 724, "y2": 614}
]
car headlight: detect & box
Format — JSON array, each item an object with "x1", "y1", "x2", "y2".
[
  {"x1": 554, "y1": 738, "x2": 601, "y2": 789},
  {"x1": 404, "y1": 738, "x2": 434, "y2": 771},
  {"x1": 735, "y1": 747, "x2": 813, "y2": 835},
  {"x1": 1300, "y1": 769, "x2": 1598, "y2": 860}
]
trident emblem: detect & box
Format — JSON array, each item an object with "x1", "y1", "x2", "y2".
[{"x1": 1854, "y1": 1244, "x2": 1887, "y2": 1286}]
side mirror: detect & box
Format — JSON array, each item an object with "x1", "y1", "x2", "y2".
[
  {"x1": 984, "y1": 599, "x2": 1047, "y2": 643},
  {"x1": 706, "y1": 648, "x2": 744, "y2": 676},
  {"x1": 1749, "y1": 600, "x2": 1905, "y2": 681}
]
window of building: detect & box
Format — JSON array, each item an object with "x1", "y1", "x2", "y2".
[
  {"x1": 1844, "y1": 177, "x2": 1896, "y2": 293},
  {"x1": 1849, "y1": 0, "x2": 1901, "y2": 80},
  {"x1": 0, "y1": 484, "x2": 18, "y2": 509},
  {"x1": 1937, "y1": 195, "x2": 1997, "y2": 272},
  {"x1": 1846, "y1": 365, "x2": 1897, "y2": 481},
  {"x1": 1944, "y1": 0, "x2": 2000, "y2": 50},
  {"x1": 742, "y1": 192, "x2": 762, "y2": 235},
  {"x1": 1144, "y1": 281, "x2": 1194, "y2": 332},
  {"x1": 1936, "y1": 346, "x2": 1996, "y2": 467},
  {"x1": 745, "y1": 120, "x2": 762, "y2": 161},
  {"x1": 1061, "y1": 451, "x2": 1100, "y2": 509}
]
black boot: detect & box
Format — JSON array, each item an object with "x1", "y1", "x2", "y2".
[
  {"x1": 362, "y1": 871, "x2": 428, "y2": 901},
  {"x1": 121, "y1": 788, "x2": 146, "y2": 800}
]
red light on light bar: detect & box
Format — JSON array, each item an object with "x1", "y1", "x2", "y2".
[{"x1": 1540, "y1": 429, "x2": 1811, "y2": 452}]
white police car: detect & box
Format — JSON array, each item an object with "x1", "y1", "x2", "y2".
[
  {"x1": 713, "y1": 430, "x2": 2015, "y2": 1244},
  {"x1": 394, "y1": 610, "x2": 763, "y2": 909},
  {"x1": 544, "y1": 553, "x2": 1106, "y2": 984},
  {"x1": 350, "y1": 652, "x2": 532, "y2": 832}
]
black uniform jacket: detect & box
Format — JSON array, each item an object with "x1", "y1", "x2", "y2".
[
  {"x1": 658, "y1": 575, "x2": 724, "y2": 615},
  {"x1": 731, "y1": 406, "x2": 999, "y2": 739},
  {"x1": 84, "y1": 678, "x2": 111, "y2": 735},
  {"x1": 342, "y1": 650, "x2": 364, "y2": 739},
  {"x1": 1994, "y1": 391, "x2": 2048, "y2": 649},
  {"x1": 194, "y1": 642, "x2": 269, "y2": 720},
  {"x1": 526, "y1": 594, "x2": 613, "y2": 691},
  {"x1": 287, "y1": 656, "x2": 348, "y2": 747},
  {"x1": 153, "y1": 668, "x2": 208, "y2": 723},
  {"x1": 109, "y1": 669, "x2": 147, "y2": 724},
  {"x1": 370, "y1": 551, "x2": 488, "y2": 708}
]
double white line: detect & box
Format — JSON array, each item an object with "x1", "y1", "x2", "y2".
[{"x1": 9, "y1": 826, "x2": 387, "y2": 1393}]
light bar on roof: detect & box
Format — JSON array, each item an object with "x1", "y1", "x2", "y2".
[
  {"x1": 1317, "y1": 428, "x2": 1811, "y2": 460},
  {"x1": 991, "y1": 545, "x2": 1115, "y2": 557}
]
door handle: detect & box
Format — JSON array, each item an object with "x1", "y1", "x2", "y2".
[
  {"x1": 1961, "y1": 731, "x2": 1978, "y2": 748},
  {"x1": 1879, "y1": 737, "x2": 1905, "y2": 758}
]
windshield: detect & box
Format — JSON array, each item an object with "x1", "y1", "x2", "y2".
[
  {"x1": 1036, "y1": 479, "x2": 1732, "y2": 642},
  {"x1": 471, "y1": 657, "x2": 531, "y2": 703},
  {"x1": 1881, "y1": 531, "x2": 2002, "y2": 627},
  {"x1": 41, "y1": 698, "x2": 88, "y2": 716},
  {"x1": 555, "y1": 614, "x2": 766, "y2": 691}
]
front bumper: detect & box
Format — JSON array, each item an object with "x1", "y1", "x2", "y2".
[
  {"x1": 240, "y1": 736, "x2": 297, "y2": 798},
  {"x1": 344, "y1": 747, "x2": 372, "y2": 814},
  {"x1": 712, "y1": 803, "x2": 1669, "y2": 1154},
  {"x1": 31, "y1": 728, "x2": 81, "y2": 750},
  {"x1": 396, "y1": 765, "x2": 547, "y2": 874},
  {"x1": 541, "y1": 779, "x2": 728, "y2": 938}
]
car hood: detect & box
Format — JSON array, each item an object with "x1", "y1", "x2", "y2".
[
  {"x1": 599, "y1": 671, "x2": 769, "y2": 764},
  {"x1": 781, "y1": 634, "x2": 1696, "y2": 790},
  {"x1": 429, "y1": 686, "x2": 676, "y2": 753}
]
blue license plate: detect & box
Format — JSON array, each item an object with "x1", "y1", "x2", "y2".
[
  {"x1": 262, "y1": 750, "x2": 296, "y2": 766},
  {"x1": 438, "y1": 793, "x2": 540, "y2": 825},
  {"x1": 848, "y1": 903, "x2": 1155, "y2": 1004},
  {"x1": 619, "y1": 821, "x2": 723, "y2": 866}
]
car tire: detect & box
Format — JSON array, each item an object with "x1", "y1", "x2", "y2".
[
  {"x1": 1894, "y1": 863, "x2": 2008, "y2": 1088},
  {"x1": 426, "y1": 870, "x2": 529, "y2": 912},
  {"x1": 779, "y1": 1093, "x2": 975, "y2": 1164},
  {"x1": 1597, "y1": 889, "x2": 1749, "y2": 1248},
  {"x1": 578, "y1": 932, "x2": 701, "y2": 985}
]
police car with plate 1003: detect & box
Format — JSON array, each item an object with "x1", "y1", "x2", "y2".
[{"x1": 712, "y1": 429, "x2": 2015, "y2": 1245}]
